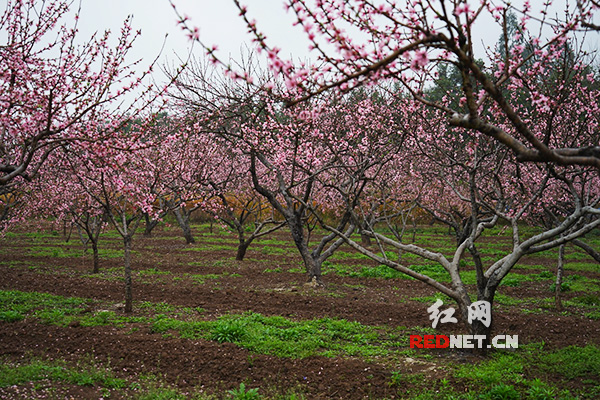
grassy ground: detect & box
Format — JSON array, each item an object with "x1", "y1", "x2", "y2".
[{"x1": 1, "y1": 222, "x2": 599, "y2": 399}]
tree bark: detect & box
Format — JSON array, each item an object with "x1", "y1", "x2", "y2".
[
  {"x1": 470, "y1": 318, "x2": 493, "y2": 354},
  {"x1": 63, "y1": 221, "x2": 73, "y2": 242},
  {"x1": 143, "y1": 213, "x2": 160, "y2": 237},
  {"x1": 457, "y1": 292, "x2": 494, "y2": 354},
  {"x1": 289, "y1": 219, "x2": 323, "y2": 286},
  {"x1": 173, "y1": 207, "x2": 196, "y2": 244},
  {"x1": 361, "y1": 231, "x2": 371, "y2": 246},
  {"x1": 236, "y1": 240, "x2": 251, "y2": 261},
  {"x1": 304, "y1": 256, "x2": 324, "y2": 286},
  {"x1": 572, "y1": 238, "x2": 600, "y2": 263},
  {"x1": 75, "y1": 223, "x2": 89, "y2": 252}
]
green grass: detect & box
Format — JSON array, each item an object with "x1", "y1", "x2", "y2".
[
  {"x1": 0, "y1": 289, "x2": 89, "y2": 319},
  {"x1": 3, "y1": 224, "x2": 600, "y2": 399},
  {"x1": 547, "y1": 274, "x2": 600, "y2": 294},
  {"x1": 0, "y1": 358, "x2": 219, "y2": 399},
  {"x1": 583, "y1": 311, "x2": 600, "y2": 320},
  {"x1": 3, "y1": 289, "x2": 422, "y2": 363},
  {"x1": 0, "y1": 260, "x2": 30, "y2": 268},
  {"x1": 324, "y1": 262, "x2": 408, "y2": 279},
  {"x1": 537, "y1": 344, "x2": 600, "y2": 380},
  {"x1": 26, "y1": 246, "x2": 75, "y2": 258},
  {"x1": 0, "y1": 358, "x2": 127, "y2": 389},
  {"x1": 498, "y1": 273, "x2": 535, "y2": 287},
  {"x1": 188, "y1": 259, "x2": 240, "y2": 269},
  {"x1": 570, "y1": 294, "x2": 600, "y2": 307},
  {"x1": 325, "y1": 259, "x2": 560, "y2": 288},
  {"x1": 139, "y1": 301, "x2": 177, "y2": 313},
  {"x1": 138, "y1": 268, "x2": 171, "y2": 276},
  {"x1": 419, "y1": 344, "x2": 600, "y2": 400},
  {"x1": 263, "y1": 267, "x2": 284, "y2": 273},
  {"x1": 254, "y1": 238, "x2": 290, "y2": 246},
  {"x1": 150, "y1": 311, "x2": 411, "y2": 361},
  {"x1": 454, "y1": 351, "x2": 524, "y2": 386},
  {"x1": 329, "y1": 251, "x2": 371, "y2": 260},
  {"x1": 410, "y1": 293, "x2": 454, "y2": 304},
  {"x1": 494, "y1": 293, "x2": 528, "y2": 307},
  {"x1": 183, "y1": 243, "x2": 236, "y2": 252},
  {"x1": 565, "y1": 262, "x2": 600, "y2": 272},
  {"x1": 513, "y1": 263, "x2": 547, "y2": 271},
  {"x1": 188, "y1": 273, "x2": 223, "y2": 285},
  {"x1": 0, "y1": 290, "x2": 147, "y2": 327},
  {"x1": 259, "y1": 246, "x2": 290, "y2": 255},
  {"x1": 0, "y1": 309, "x2": 25, "y2": 322},
  {"x1": 24, "y1": 230, "x2": 61, "y2": 239},
  {"x1": 25, "y1": 245, "x2": 125, "y2": 259},
  {"x1": 322, "y1": 259, "x2": 454, "y2": 282}
]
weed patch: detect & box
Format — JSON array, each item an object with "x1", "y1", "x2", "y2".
[
  {"x1": 0, "y1": 359, "x2": 127, "y2": 389},
  {"x1": 536, "y1": 344, "x2": 600, "y2": 380},
  {"x1": 150, "y1": 312, "x2": 412, "y2": 361}
]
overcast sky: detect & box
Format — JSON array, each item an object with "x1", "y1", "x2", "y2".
[
  {"x1": 72, "y1": 0, "x2": 596, "y2": 100},
  {"x1": 76, "y1": 1, "x2": 311, "y2": 73}
]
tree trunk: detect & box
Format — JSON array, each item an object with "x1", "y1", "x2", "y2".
[
  {"x1": 236, "y1": 240, "x2": 251, "y2": 261},
  {"x1": 288, "y1": 219, "x2": 323, "y2": 286},
  {"x1": 304, "y1": 256, "x2": 324, "y2": 286},
  {"x1": 361, "y1": 231, "x2": 371, "y2": 246},
  {"x1": 470, "y1": 318, "x2": 493, "y2": 354},
  {"x1": 75, "y1": 223, "x2": 89, "y2": 252},
  {"x1": 91, "y1": 240, "x2": 100, "y2": 274},
  {"x1": 174, "y1": 207, "x2": 195, "y2": 244},
  {"x1": 124, "y1": 235, "x2": 133, "y2": 313},
  {"x1": 555, "y1": 244, "x2": 565, "y2": 310},
  {"x1": 143, "y1": 213, "x2": 159, "y2": 237},
  {"x1": 457, "y1": 293, "x2": 494, "y2": 354},
  {"x1": 63, "y1": 221, "x2": 73, "y2": 242},
  {"x1": 181, "y1": 223, "x2": 195, "y2": 244},
  {"x1": 572, "y1": 239, "x2": 600, "y2": 263}
]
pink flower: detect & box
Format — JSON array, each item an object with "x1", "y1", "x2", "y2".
[
  {"x1": 411, "y1": 49, "x2": 428, "y2": 70},
  {"x1": 454, "y1": 3, "x2": 471, "y2": 16}
]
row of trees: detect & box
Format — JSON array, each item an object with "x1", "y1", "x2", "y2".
[{"x1": 2, "y1": 0, "x2": 600, "y2": 345}]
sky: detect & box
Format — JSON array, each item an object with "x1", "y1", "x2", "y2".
[
  {"x1": 75, "y1": 1, "x2": 312, "y2": 74},
  {"x1": 70, "y1": 0, "x2": 597, "y2": 103},
  {"x1": 67, "y1": 0, "x2": 317, "y2": 106}
]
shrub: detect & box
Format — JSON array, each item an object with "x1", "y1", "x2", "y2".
[
  {"x1": 484, "y1": 384, "x2": 519, "y2": 400},
  {"x1": 227, "y1": 383, "x2": 261, "y2": 400},
  {"x1": 211, "y1": 320, "x2": 248, "y2": 343}
]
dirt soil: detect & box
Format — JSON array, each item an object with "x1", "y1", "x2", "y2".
[{"x1": 1, "y1": 224, "x2": 599, "y2": 399}]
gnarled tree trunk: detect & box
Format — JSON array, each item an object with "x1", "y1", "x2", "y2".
[
  {"x1": 236, "y1": 240, "x2": 251, "y2": 261},
  {"x1": 173, "y1": 207, "x2": 196, "y2": 244},
  {"x1": 143, "y1": 212, "x2": 161, "y2": 237}
]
